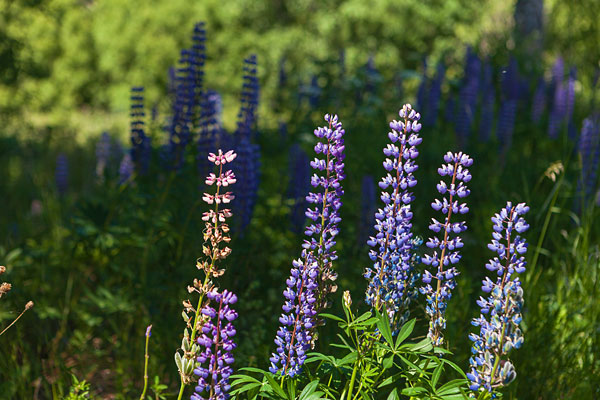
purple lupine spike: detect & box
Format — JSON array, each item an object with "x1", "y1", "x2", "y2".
[
  {"x1": 578, "y1": 117, "x2": 600, "y2": 202},
  {"x1": 118, "y1": 153, "x2": 134, "y2": 185},
  {"x1": 198, "y1": 90, "x2": 222, "y2": 180},
  {"x1": 55, "y1": 153, "x2": 69, "y2": 195},
  {"x1": 270, "y1": 114, "x2": 346, "y2": 377},
  {"x1": 288, "y1": 144, "x2": 311, "y2": 234},
  {"x1": 455, "y1": 48, "x2": 481, "y2": 147},
  {"x1": 420, "y1": 151, "x2": 473, "y2": 346},
  {"x1": 426, "y1": 63, "x2": 445, "y2": 127},
  {"x1": 566, "y1": 67, "x2": 577, "y2": 141},
  {"x1": 531, "y1": 77, "x2": 546, "y2": 123},
  {"x1": 416, "y1": 59, "x2": 428, "y2": 111},
  {"x1": 548, "y1": 57, "x2": 567, "y2": 140},
  {"x1": 232, "y1": 55, "x2": 260, "y2": 233},
  {"x1": 497, "y1": 60, "x2": 519, "y2": 151},
  {"x1": 193, "y1": 289, "x2": 238, "y2": 400},
  {"x1": 303, "y1": 114, "x2": 346, "y2": 310},
  {"x1": 468, "y1": 202, "x2": 529, "y2": 393},
  {"x1": 364, "y1": 104, "x2": 423, "y2": 332},
  {"x1": 96, "y1": 132, "x2": 112, "y2": 179},
  {"x1": 357, "y1": 175, "x2": 376, "y2": 247},
  {"x1": 479, "y1": 62, "x2": 495, "y2": 142},
  {"x1": 130, "y1": 87, "x2": 151, "y2": 174}
]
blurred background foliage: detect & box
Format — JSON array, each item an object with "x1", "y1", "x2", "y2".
[{"x1": 0, "y1": 0, "x2": 599, "y2": 399}]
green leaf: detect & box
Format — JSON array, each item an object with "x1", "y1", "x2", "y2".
[
  {"x1": 431, "y1": 363, "x2": 443, "y2": 388},
  {"x1": 298, "y1": 380, "x2": 319, "y2": 400},
  {"x1": 440, "y1": 359, "x2": 468, "y2": 379},
  {"x1": 375, "y1": 310, "x2": 394, "y2": 345},
  {"x1": 320, "y1": 313, "x2": 346, "y2": 323},
  {"x1": 264, "y1": 373, "x2": 289, "y2": 399},
  {"x1": 382, "y1": 354, "x2": 394, "y2": 370},
  {"x1": 436, "y1": 379, "x2": 469, "y2": 395},
  {"x1": 386, "y1": 388, "x2": 400, "y2": 400},
  {"x1": 395, "y1": 318, "x2": 416, "y2": 349},
  {"x1": 401, "y1": 386, "x2": 427, "y2": 395}
]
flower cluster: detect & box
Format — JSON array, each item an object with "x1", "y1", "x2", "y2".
[
  {"x1": 578, "y1": 117, "x2": 600, "y2": 202},
  {"x1": 270, "y1": 114, "x2": 346, "y2": 377},
  {"x1": 364, "y1": 104, "x2": 422, "y2": 332},
  {"x1": 420, "y1": 151, "x2": 473, "y2": 346},
  {"x1": 269, "y1": 256, "x2": 318, "y2": 377},
  {"x1": 468, "y1": 202, "x2": 529, "y2": 393},
  {"x1": 0, "y1": 265, "x2": 10, "y2": 299},
  {"x1": 55, "y1": 153, "x2": 69, "y2": 195},
  {"x1": 193, "y1": 289, "x2": 238, "y2": 400},
  {"x1": 304, "y1": 114, "x2": 346, "y2": 311},
  {"x1": 129, "y1": 86, "x2": 151, "y2": 175},
  {"x1": 175, "y1": 149, "x2": 236, "y2": 393}
]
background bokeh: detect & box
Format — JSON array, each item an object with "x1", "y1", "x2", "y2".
[{"x1": 0, "y1": 0, "x2": 599, "y2": 398}]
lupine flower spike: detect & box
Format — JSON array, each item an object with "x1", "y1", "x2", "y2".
[
  {"x1": 270, "y1": 114, "x2": 346, "y2": 377},
  {"x1": 193, "y1": 289, "x2": 238, "y2": 400},
  {"x1": 175, "y1": 150, "x2": 236, "y2": 400},
  {"x1": 365, "y1": 104, "x2": 423, "y2": 333},
  {"x1": 468, "y1": 202, "x2": 529, "y2": 394},
  {"x1": 420, "y1": 151, "x2": 473, "y2": 346}
]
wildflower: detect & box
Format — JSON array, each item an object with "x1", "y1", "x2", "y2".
[
  {"x1": 479, "y1": 62, "x2": 495, "y2": 143},
  {"x1": 192, "y1": 289, "x2": 238, "y2": 400},
  {"x1": 467, "y1": 202, "x2": 529, "y2": 393},
  {"x1": 531, "y1": 77, "x2": 546, "y2": 123},
  {"x1": 119, "y1": 153, "x2": 134, "y2": 185},
  {"x1": 130, "y1": 87, "x2": 151, "y2": 174},
  {"x1": 497, "y1": 59, "x2": 519, "y2": 151},
  {"x1": 578, "y1": 117, "x2": 600, "y2": 202},
  {"x1": 175, "y1": 149, "x2": 236, "y2": 392},
  {"x1": 364, "y1": 104, "x2": 423, "y2": 332},
  {"x1": 232, "y1": 55, "x2": 260, "y2": 233},
  {"x1": 270, "y1": 114, "x2": 346, "y2": 377},
  {"x1": 55, "y1": 153, "x2": 69, "y2": 195},
  {"x1": 96, "y1": 132, "x2": 112, "y2": 179},
  {"x1": 420, "y1": 151, "x2": 473, "y2": 346},
  {"x1": 455, "y1": 48, "x2": 481, "y2": 147}
]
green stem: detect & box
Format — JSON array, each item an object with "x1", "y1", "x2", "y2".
[
  {"x1": 140, "y1": 328, "x2": 151, "y2": 400},
  {"x1": 346, "y1": 360, "x2": 359, "y2": 400}
]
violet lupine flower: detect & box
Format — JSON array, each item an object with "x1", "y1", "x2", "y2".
[
  {"x1": 420, "y1": 151, "x2": 473, "y2": 346},
  {"x1": 55, "y1": 153, "x2": 69, "y2": 195},
  {"x1": 119, "y1": 153, "x2": 134, "y2": 185},
  {"x1": 479, "y1": 62, "x2": 495, "y2": 143},
  {"x1": 96, "y1": 132, "x2": 112, "y2": 178},
  {"x1": 426, "y1": 63, "x2": 445, "y2": 127},
  {"x1": 566, "y1": 67, "x2": 577, "y2": 142},
  {"x1": 531, "y1": 77, "x2": 546, "y2": 123},
  {"x1": 497, "y1": 60, "x2": 519, "y2": 151},
  {"x1": 270, "y1": 256, "x2": 319, "y2": 377},
  {"x1": 548, "y1": 57, "x2": 566, "y2": 139},
  {"x1": 303, "y1": 114, "x2": 346, "y2": 311},
  {"x1": 270, "y1": 114, "x2": 346, "y2": 377},
  {"x1": 193, "y1": 289, "x2": 238, "y2": 400},
  {"x1": 364, "y1": 104, "x2": 423, "y2": 332},
  {"x1": 455, "y1": 48, "x2": 481, "y2": 147},
  {"x1": 468, "y1": 202, "x2": 529, "y2": 393},
  {"x1": 130, "y1": 87, "x2": 151, "y2": 174},
  {"x1": 232, "y1": 55, "x2": 260, "y2": 233},
  {"x1": 578, "y1": 118, "x2": 600, "y2": 202},
  {"x1": 198, "y1": 90, "x2": 223, "y2": 180}
]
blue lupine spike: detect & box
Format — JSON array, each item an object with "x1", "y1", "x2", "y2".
[
  {"x1": 578, "y1": 117, "x2": 600, "y2": 202},
  {"x1": 197, "y1": 90, "x2": 222, "y2": 180},
  {"x1": 479, "y1": 62, "x2": 495, "y2": 142},
  {"x1": 531, "y1": 77, "x2": 546, "y2": 123},
  {"x1": 468, "y1": 202, "x2": 529, "y2": 393},
  {"x1": 271, "y1": 114, "x2": 346, "y2": 377},
  {"x1": 96, "y1": 132, "x2": 112, "y2": 179},
  {"x1": 55, "y1": 153, "x2": 69, "y2": 195},
  {"x1": 119, "y1": 153, "x2": 134, "y2": 185},
  {"x1": 130, "y1": 86, "x2": 151, "y2": 175},
  {"x1": 365, "y1": 104, "x2": 423, "y2": 333},
  {"x1": 420, "y1": 151, "x2": 473, "y2": 346},
  {"x1": 455, "y1": 48, "x2": 481, "y2": 147},
  {"x1": 497, "y1": 59, "x2": 519, "y2": 151},
  {"x1": 426, "y1": 62, "x2": 445, "y2": 127},
  {"x1": 566, "y1": 67, "x2": 577, "y2": 142}
]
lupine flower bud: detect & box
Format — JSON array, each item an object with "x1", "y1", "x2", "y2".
[
  {"x1": 130, "y1": 87, "x2": 151, "y2": 175},
  {"x1": 468, "y1": 202, "x2": 529, "y2": 393},
  {"x1": 420, "y1": 151, "x2": 472, "y2": 346},
  {"x1": 365, "y1": 104, "x2": 422, "y2": 333}
]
